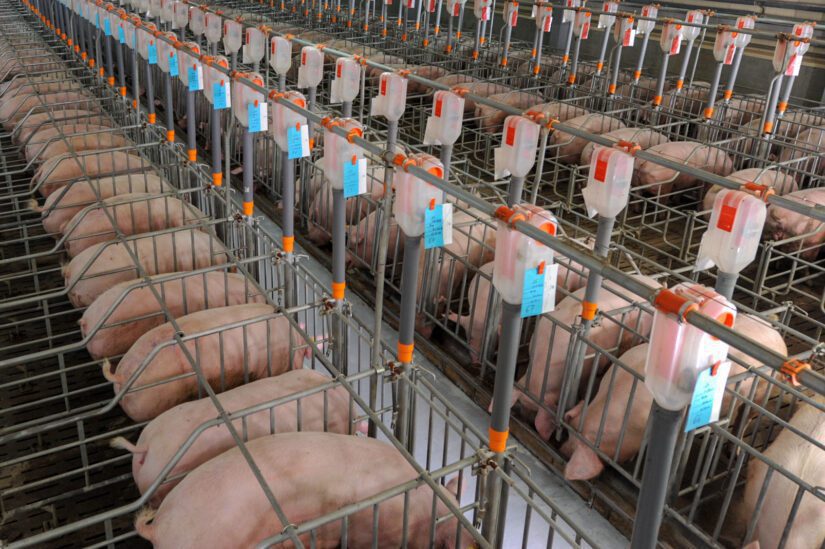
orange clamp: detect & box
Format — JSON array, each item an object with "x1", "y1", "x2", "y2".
[
  {"x1": 615, "y1": 140, "x2": 641, "y2": 155},
  {"x1": 704, "y1": 106, "x2": 714, "y2": 119},
  {"x1": 345, "y1": 127, "x2": 363, "y2": 144},
  {"x1": 331, "y1": 281, "x2": 346, "y2": 300},
  {"x1": 187, "y1": 149, "x2": 197, "y2": 162},
  {"x1": 397, "y1": 342, "x2": 414, "y2": 363},
  {"x1": 212, "y1": 172, "x2": 223, "y2": 187},
  {"x1": 494, "y1": 205, "x2": 527, "y2": 227},
  {"x1": 268, "y1": 90, "x2": 285, "y2": 101},
  {"x1": 742, "y1": 182, "x2": 775, "y2": 202},
  {"x1": 581, "y1": 301, "x2": 598, "y2": 321},
  {"x1": 282, "y1": 235, "x2": 295, "y2": 253},
  {"x1": 148, "y1": 112, "x2": 156, "y2": 124},
  {"x1": 120, "y1": 87, "x2": 127, "y2": 97},
  {"x1": 397, "y1": 68, "x2": 411, "y2": 78},
  {"x1": 242, "y1": 201, "x2": 254, "y2": 216},
  {"x1": 166, "y1": 130, "x2": 175, "y2": 142},
  {"x1": 780, "y1": 359, "x2": 810, "y2": 387},
  {"x1": 488, "y1": 428, "x2": 509, "y2": 453},
  {"x1": 391, "y1": 153, "x2": 408, "y2": 167},
  {"x1": 652, "y1": 288, "x2": 698, "y2": 320}
]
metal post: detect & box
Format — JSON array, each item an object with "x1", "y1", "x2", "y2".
[
  {"x1": 395, "y1": 234, "x2": 422, "y2": 449},
  {"x1": 433, "y1": 0, "x2": 443, "y2": 41},
  {"x1": 105, "y1": 28, "x2": 115, "y2": 87},
  {"x1": 381, "y1": 0, "x2": 387, "y2": 37},
  {"x1": 115, "y1": 32, "x2": 126, "y2": 100},
  {"x1": 629, "y1": 402, "x2": 683, "y2": 549},
  {"x1": 596, "y1": 28, "x2": 609, "y2": 75},
  {"x1": 342, "y1": 99, "x2": 352, "y2": 118},
  {"x1": 722, "y1": 46, "x2": 744, "y2": 102},
  {"x1": 473, "y1": 20, "x2": 482, "y2": 61},
  {"x1": 186, "y1": 88, "x2": 197, "y2": 160},
  {"x1": 675, "y1": 39, "x2": 694, "y2": 92},
  {"x1": 507, "y1": 175, "x2": 524, "y2": 207},
  {"x1": 702, "y1": 62, "x2": 724, "y2": 120},
  {"x1": 608, "y1": 42, "x2": 622, "y2": 95},
  {"x1": 633, "y1": 32, "x2": 650, "y2": 83},
  {"x1": 562, "y1": 20, "x2": 574, "y2": 69},
  {"x1": 145, "y1": 58, "x2": 156, "y2": 124},
  {"x1": 164, "y1": 71, "x2": 175, "y2": 142},
  {"x1": 533, "y1": 30, "x2": 545, "y2": 76},
  {"x1": 652, "y1": 53, "x2": 670, "y2": 112},
  {"x1": 568, "y1": 33, "x2": 582, "y2": 86},
  {"x1": 445, "y1": 10, "x2": 454, "y2": 52},
  {"x1": 776, "y1": 76, "x2": 795, "y2": 119},
  {"x1": 211, "y1": 101, "x2": 223, "y2": 187},
  {"x1": 761, "y1": 74, "x2": 783, "y2": 139},
  {"x1": 482, "y1": 300, "x2": 521, "y2": 544},
  {"x1": 715, "y1": 270, "x2": 737, "y2": 300},
  {"x1": 439, "y1": 143, "x2": 452, "y2": 184},
  {"x1": 282, "y1": 154, "x2": 297, "y2": 308},
  {"x1": 242, "y1": 128, "x2": 254, "y2": 218},
  {"x1": 501, "y1": 15, "x2": 513, "y2": 68}
]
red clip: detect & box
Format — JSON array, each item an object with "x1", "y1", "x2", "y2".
[
  {"x1": 780, "y1": 359, "x2": 810, "y2": 387},
  {"x1": 429, "y1": 198, "x2": 436, "y2": 211},
  {"x1": 710, "y1": 360, "x2": 721, "y2": 376},
  {"x1": 268, "y1": 90, "x2": 285, "y2": 100},
  {"x1": 537, "y1": 260, "x2": 546, "y2": 275},
  {"x1": 652, "y1": 288, "x2": 699, "y2": 321}
]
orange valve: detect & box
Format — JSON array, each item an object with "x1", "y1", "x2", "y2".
[
  {"x1": 397, "y1": 342, "x2": 414, "y2": 363},
  {"x1": 331, "y1": 281, "x2": 346, "y2": 300},
  {"x1": 488, "y1": 427, "x2": 508, "y2": 453},
  {"x1": 242, "y1": 201, "x2": 254, "y2": 216},
  {"x1": 282, "y1": 235, "x2": 295, "y2": 253},
  {"x1": 780, "y1": 359, "x2": 810, "y2": 387},
  {"x1": 212, "y1": 172, "x2": 223, "y2": 186},
  {"x1": 580, "y1": 300, "x2": 598, "y2": 321},
  {"x1": 652, "y1": 287, "x2": 698, "y2": 320}
]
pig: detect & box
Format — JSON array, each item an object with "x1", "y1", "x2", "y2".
[
  {"x1": 346, "y1": 209, "x2": 403, "y2": 269},
  {"x1": 657, "y1": 81, "x2": 710, "y2": 118},
  {"x1": 475, "y1": 91, "x2": 544, "y2": 133},
  {"x1": 25, "y1": 126, "x2": 131, "y2": 164},
  {"x1": 102, "y1": 304, "x2": 306, "y2": 421},
  {"x1": 111, "y1": 370, "x2": 356, "y2": 503},
  {"x1": 778, "y1": 126, "x2": 825, "y2": 178},
  {"x1": 515, "y1": 275, "x2": 661, "y2": 440},
  {"x1": 523, "y1": 101, "x2": 589, "y2": 127},
  {"x1": 61, "y1": 193, "x2": 206, "y2": 257},
  {"x1": 407, "y1": 66, "x2": 449, "y2": 94},
  {"x1": 549, "y1": 114, "x2": 626, "y2": 163},
  {"x1": 742, "y1": 395, "x2": 825, "y2": 549},
  {"x1": 633, "y1": 142, "x2": 734, "y2": 198},
  {"x1": 63, "y1": 229, "x2": 229, "y2": 307},
  {"x1": 32, "y1": 151, "x2": 158, "y2": 197},
  {"x1": 134, "y1": 432, "x2": 470, "y2": 549},
  {"x1": 562, "y1": 313, "x2": 788, "y2": 481},
  {"x1": 702, "y1": 168, "x2": 798, "y2": 212},
  {"x1": 763, "y1": 188, "x2": 825, "y2": 260},
  {"x1": 31, "y1": 173, "x2": 171, "y2": 236},
  {"x1": 0, "y1": 80, "x2": 81, "y2": 101},
  {"x1": 0, "y1": 91, "x2": 99, "y2": 129},
  {"x1": 433, "y1": 73, "x2": 479, "y2": 91},
  {"x1": 580, "y1": 128, "x2": 670, "y2": 166},
  {"x1": 696, "y1": 96, "x2": 765, "y2": 142},
  {"x1": 460, "y1": 82, "x2": 514, "y2": 113},
  {"x1": 615, "y1": 76, "x2": 669, "y2": 103},
  {"x1": 80, "y1": 271, "x2": 264, "y2": 359},
  {"x1": 14, "y1": 109, "x2": 115, "y2": 143}
]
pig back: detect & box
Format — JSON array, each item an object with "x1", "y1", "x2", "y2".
[
  {"x1": 475, "y1": 91, "x2": 544, "y2": 133},
  {"x1": 580, "y1": 128, "x2": 669, "y2": 166},
  {"x1": 633, "y1": 142, "x2": 734, "y2": 197},
  {"x1": 549, "y1": 114, "x2": 626, "y2": 164},
  {"x1": 33, "y1": 151, "x2": 158, "y2": 197},
  {"x1": 702, "y1": 168, "x2": 797, "y2": 212}
]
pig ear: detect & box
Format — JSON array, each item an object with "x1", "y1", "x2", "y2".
[
  {"x1": 564, "y1": 444, "x2": 604, "y2": 481},
  {"x1": 564, "y1": 401, "x2": 585, "y2": 425}
]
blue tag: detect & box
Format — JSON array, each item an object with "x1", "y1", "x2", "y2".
[
  {"x1": 425, "y1": 204, "x2": 445, "y2": 249},
  {"x1": 685, "y1": 361, "x2": 731, "y2": 432},
  {"x1": 104, "y1": 18, "x2": 111, "y2": 36},
  {"x1": 521, "y1": 267, "x2": 546, "y2": 318},
  {"x1": 343, "y1": 159, "x2": 364, "y2": 198},
  {"x1": 95, "y1": 12, "x2": 100, "y2": 28},
  {"x1": 213, "y1": 82, "x2": 229, "y2": 109},
  {"x1": 148, "y1": 43, "x2": 158, "y2": 65},
  {"x1": 287, "y1": 125, "x2": 308, "y2": 159},
  {"x1": 187, "y1": 67, "x2": 201, "y2": 91},
  {"x1": 169, "y1": 53, "x2": 179, "y2": 76},
  {"x1": 117, "y1": 25, "x2": 125, "y2": 44},
  {"x1": 248, "y1": 103, "x2": 262, "y2": 132}
]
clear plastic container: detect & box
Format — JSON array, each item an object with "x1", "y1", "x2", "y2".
[
  {"x1": 203, "y1": 56, "x2": 230, "y2": 104},
  {"x1": 330, "y1": 57, "x2": 361, "y2": 104},
  {"x1": 242, "y1": 27, "x2": 265, "y2": 64},
  {"x1": 423, "y1": 90, "x2": 464, "y2": 146},
  {"x1": 269, "y1": 36, "x2": 291, "y2": 75},
  {"x1": 156, "y1": 31, "x2": 178, "y2": 73},
  {"x1": 473, "y1": 0, "x2": 492, "y2": 21},
  {"x1": 322, "y1": 118, "x2": 364, "y2": 191},
  {"x1": 446, "y1": 0, "x2": 464, "y2": 17},
  {"x1": 137, "y1": 23, "x2": 157, "y2": 60},
  {"x1": 223, "y1": 19, "x2": 242, "y2": 53},
  {"x1": 494, "y1": 115, "x2": 540, "y2": 179},
  {"x1": 713, "y1": 28, "x2": 736, "y2": 64},
  {"x1": 636, "y1": 4, "x2": 657, "y2": 35},
  {"x1": 297, "y1": 46, "x2": 324, "y2": 89},
  {"x1": 682, "y1": 10, "x2": 704, "y2": 41},
  {"x1": 561, "y1": 0, "x2": 580, "y2": 24},
  {"x1": 597, "y1": 1, "x2": 618, "y2": 29},
  {"x1": 645, "y1": 283, "x2": 736, "y2": 411},
  {"x1": 189, "y1": 7, "x2": 204, "y2": 35},
  {"x1": 492, "y1": 204, "x2": 558, "y2": 305},
  {"x1": 370, "y1": 72, "x2": 408, "y2": 121},
  {"x1": 791, "y1": 22, "x2": 815, "y2": 55},
  {"x1": 695, "y1": 189, "x2": 766, "y2": 274},
  {"x1": 614, "y1": 15, "x2": 635, "y2": 46},
  {"x1": 393, "y1": 153, "x2": 445, "y2": 237},
  {"x1": 732, "y1": 15, "x2": 755, "y2": 48},
  {"x1": 204, "y1": 12, "x2": 221, "y2": 44},
  {"x1": 178, "y1": 42, "x2": 201, "y2": 89},
  {"x1": 582, "y1": 146, "x2": 633, "y2": 218},
  {"x1": 534, "y1": 3, "x2": 552, "y2": 32},
  {"x1": 660, "y1": 21, "x2": 683, "y2": 55},
  {"x1": 231, "y1": 72, "x2": 266, "y2": 127},
  {"x1": 174, "y1": 1, "x2": 188, "y2": 29},
  {"x1": 503, "y1": 0, "x2": 518, "y2": 27},
  {"x1": 271, "y1": 91, "x2": 308, "y2": 150},
  {"x1": 160, "y1": 0, "x2": 175, "y2": 25},
  {"x1": 573, "y1": 10, "x2": 591, "y2": 38}
]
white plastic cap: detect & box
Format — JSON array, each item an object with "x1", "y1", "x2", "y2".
[
  {"x1": 297, "y1": 46, "x2": 324, "y2": 89},
  {"x1": 494, "y1": 116, "x2": 540, "y2": 179},
  {"x1": 370, "y1": 72, "x2": 408, "y2": 122},
  {"x1": 423, "y1": 90, "x2": 464, "y2": 146},
  {"x1": 393, "y1": 153, "x2": 445, "y2": 237},
  {"x1": 695, "y1": 189, "x2": 766, "y2": 274}
]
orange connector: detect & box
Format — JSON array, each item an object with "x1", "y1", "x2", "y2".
[
  {"x1": 652, "y1": 288, "x2": 698, "y2": 320},
  {"x1": 397, "y1": 342, "x2": 414, "y2": 363},
  {"x1": 780, "y1": 359, "x2": 810, "y2": 387},
  {"x1": 488, "y1": 428, "x2": 508, "y2": 453}
]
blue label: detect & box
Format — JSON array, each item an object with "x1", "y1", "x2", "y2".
[
  {"x1": 685, "y1": 361, "x2": 731, "y2": 432},
  {"x1": 169, "y1": 53, "x2": 179, "y2": 76},
  {"x1": 213, "y1": 82, "x2": 229, "y2": 109},
  {"x1": 117, "y1": 25, "x2": 125, "y2": 44},
  {"x1": 424, "y1": 205, "x2": 446, "y2": 249},
  {"x1": 104, "y1": 18, "x2": 111, "y2": 36},
  {"x1": 248, "y1": 103, "x2": 262, "y2": 132},
  {"x1": 95, "y1": 12, "x2": 100, "y2": 28},
  {"x1": 521, "y1": 266, "x2": 546, "y2": 318},
  {"x1": 147, "y1": 43, "x2": 158, "y2": 65},
  {"x1": 343, "y1": 160, "x2": 361, "y2": 198},
  {"x1": 187, "y1": 67, "x2": 200, "y2": 91},
  {"x1": 287, "y1": 125, "x2": 306, "y2": 159}
]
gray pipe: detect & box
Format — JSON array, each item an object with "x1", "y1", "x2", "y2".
[
  {"x1": 722, "y1": 46, "x2": 744, "y2": 102},
  {"x1": 715, "y1": 270, "x2": 738, "y2": 300},
  {"x1": 633, "y1": 32, "x2": 650, "y2": 83},
  {"x1": 282, "y1": 154, "x2": 296, "y2": 308},
  {"x1": 187, "y1": 90, "x2": 196, "y2": 159},
  {"x1": 164, "y1": 72, "x2": 174, "y2": 140},
  {"x1": 596, "y1": 28, "x2": 609, "y2": 74},
  {"x1": 242, "y1": 129, "x2": 254, "y2": 216},
  {"x1": 675, "y1": 39, "x2": 694, "y2": 91},
  {"x1": 395, "y1": 234, "x2": 422, "y2": 449},
  {"x1": 703, "y1": 61, "x2": 724, "y2": 120},
  {"x1": 145, "y1": 61, "x2": 156, "y2": 124},
  {"x1": 507, "y1": 175, "x2": 524, "y2": 207}
]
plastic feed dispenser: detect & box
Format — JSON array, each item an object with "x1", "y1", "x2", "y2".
[
  {"x1": 713, "y1": 28, "x2": 736, "y2": 65},
  {"x1": 297, "y1": 47, "x2": 324, "y2": 89},
  {"x1": 561, "y1": 0, "x2": 580, "y2": 24},
  {"x1": 682, "y1": 10, "x2": 704, "y2": 41},
  {"x1": 203, "y1": 56, "x2": 229, "y2": 104},
  {"x1": 582, "y1": 146, "x2": 633, "y2": 218},
  {"x1": 773, "y1": 22, "x2": 814, "y2": 76},
  {"x1": 270, "y1": 36, "x2": 291, "y2": 75},
  {"x1": 494, "y1": 116, "x2": 539, "y2": 179},
  {"x1": 492, "y1": 205, "x2": 558, "y2": 305},
  {"x1": 178, "y1": 42, "x2": 201, "y2": 89},
  {"x1": 732, "y1": 15, "x2": 755, "y2": 48},
  {"x1": 573, "y1": 10, "x2": 591, "y2": 39},
  {"x1": 323, "y1": 119, "x2": 364, "y2": 191},
  {"x1": 645, "y1": 283, "x2": 736, "y2": 411},
  {"x1": 393, "y1": 154, "x2": 445, "y2": 237},
  {"x1": 370, "y1": 73, "x2": 408, "y2": 122},
  {"x1": 243, "y1": 27, "x2": 265, "y2": 64},
  {"x1": 271, "y1": 91, "x2": 308, "y2": 151},
  {"x1": 122, "y1": 16, "x2": 138, "y2": 49},
  {"x1": 173, "y1": 2, "x2": 188, "y2": 29},
  {"x1": 695, "y1": 189, "x2": 766, "y2": 275},
  {"x1": 137, "y1": 23, "x2": 157, "y2": 60},
  {"x1": 597, "y1": 1, "x2": 618, "y2": 29},
  {"x1": 156, "y1": 32, "x2": 178, "y2": 73},
  {"x1": 160, "y1": 0, "x2": 175, "y2": 26},
  {"x1": 423, "y1": 90, "x2": 464, "y2": 146},
  {"x1": 534, "y1": 3, "x2": 552, "y2": 32},
  {"x1": 231, "y1": 72, "x2": 266, "y2": 127},
  {"x1": 660, "y1": 21, "x2": 683, "y2": 55},
  {"x1": 204, "y1": 12, "x2": 221, "y2": 44},
  {"x1": 223, "y1": 19, "x2": 242, "y2": 54},
  {"x1": 189, "y1": 7, "x2": 205, "y2": 36},
  {"x1": 636, "y1": 4, "x2": 657, "y2": 35},
  {"x1": 614, "y1": 16, "x2": 636, "y2": 47},
  {"x1": 330, "y1": 57, "x2": 361, "y2": 104}
]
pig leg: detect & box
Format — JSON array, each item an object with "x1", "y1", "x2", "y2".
[{"x1": 564, "y1": 438, "x2": 606, "y2": 481}]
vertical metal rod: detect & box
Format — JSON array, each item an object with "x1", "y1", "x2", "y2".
[
  {"x1": 282, "y1": 154, "x2": 297, "y2": 308},
  {"x1": 145, "y1": 60, "x2": 156, "y2": 124},
  {"x1": 629, "y1": 402, "x2": 683, "y2": 549},
  {"x1": 562, "y1": 21, "x2": 574, "y2": 68},
  {"x1": 776, "y1": 76, "x2": 795, "y2": 119},
  {"x1": 533, "y1": 30, "x2": 544, "y2": 76},
  {"x1": 501, "y1": 14, "x2": 513, "y2": 68},
  {"x1": 187, "y1": 89, "x2": 197, "y2": 160},
  {"x1": 507, "y1": 175, "x2": 524, "y2": 207},
  {"x1": 596, "y1": 28, "x2": 609, "y2": 74},
  {"x1": 529, "y1": 130, "x2": 549, "y2": 204},
  {"x1": 445, "y1": 11, "x2": 454, "y2": 52},
  {"x1": 715, "y1": 270, "x2": 738, "y2": 300},
  {"x1": 761, "y1": 74, "x2": 783, "y2": 138},
  {"x1": 482, "y1": 301, "x2": 522, "y2": 544},
  {"x1": 395, "y1": 234, "x2": 422, "y2": 449},
  {"x1": 568, "y1": 33, "x2": 582, "y2": 86},
  {"x1": 433, "y1": 0, "x2": 443, "y2": 41},
  {"x1": 115, "y1": 34, "x2": 126, "y2": 99},
  {"x1": 343, "y1": 99, "x2": 352, "y2": 118},
  {"x1": 652, "y1": 53, "x2": 670, "y2": 113},
  {"x1": 164, "y1": 72, "x2": 174, "y2": 141},
  {"x1": 473, "y1": 20, "x2": 482, "y2": 61},
  {"x1": 675, "y1": 40, "x2": 694, "y2": 91},
  {"x1": 439, "y1": 143, "x2": 452, "y2": 186},
  {"x1": 105, "y1": 33, "x2": 115, "y2": 86},
  {"x1": 242, "y1": 129, "x2": 254, "y2": 217},
  {"x1": 608, "y1": 43, "x2": 622, "y2": 95},
  {"x1": 212, "y1": 102, "x2": 223, "y2": 186},
  {"x1": 722, "y1": 46, "x2": 744, "y2": 102},
  {"x1": 381, "y1": 0, "x2": 388, "y2": 38},
  {"x1": 633, "y1": 32, "x2": 650, "y2": 82},
  {"x1": 703, "y1": 62, "x2": 724, "y2": 121}
]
